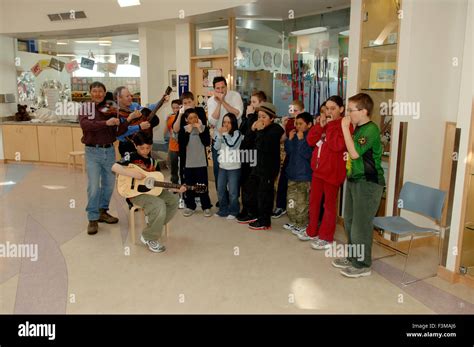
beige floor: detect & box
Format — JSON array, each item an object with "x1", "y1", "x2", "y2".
[{"x1": 1, "y1": 162, "x2": 473, "y2": 314}]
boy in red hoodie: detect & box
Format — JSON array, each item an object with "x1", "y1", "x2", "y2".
[{"x1": 304, "y1": 96, "x2": 350, "y2": 249}]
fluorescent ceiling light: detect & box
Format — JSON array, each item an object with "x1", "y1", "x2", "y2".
[
  {"x1": 0, "y1": 181, "x2": 15, "y2": 186},
  {"x1": 75, "y1": 40, "x2": 112, "y2": 44},
  {"x1": 291, "y1": 27, "x2": 327, "y2": 36},
  {"x1": 130, "y1": 39, "x2": 139, "y2": 42},
  {"x1": 57, "y1": 42, "x2": 68, "y2": 45},
  {"x1": 57, "y1": 54, "x2": 76, "y2": 57},
  {"x1": 339, "y1": 30, "x2": 350, "y2": 36},
  {"x1": 99, "y1": 43, "x2": 111, "y2": 46},
  {"x1": 117, "y1": 0, "x2": 140, "y2": 7}
]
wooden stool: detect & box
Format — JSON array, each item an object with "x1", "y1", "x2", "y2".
[
  {"x1": 129, "y1": 205, "x2": 169, "y2": 245},
  {"x1": 68, "y1": 151, "x2": 85, "y2": 173}
]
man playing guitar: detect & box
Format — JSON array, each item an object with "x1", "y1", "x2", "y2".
[
  {"x1": 112, "y1": 132, "x2": 186, "y2": 253},
  {"x1": 114, "y1": 86, "x2": 170, "y2": 157}
]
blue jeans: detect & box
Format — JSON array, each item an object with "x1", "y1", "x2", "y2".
[
  {"x1": 85, "y1": 146, "x2": 116, "y2": 221},
  {"x1": 217, "y1": 168, "x2": 241, "y2": 216}
]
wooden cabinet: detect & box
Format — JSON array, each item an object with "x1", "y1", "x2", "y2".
[
  {"x1": 72, "y1": 127, "x2": 84, "y2": 152},
  {"x1": 37, "y1": 126, "x2": 73, "y2": 163},
  {"x1": 2, "y1": 125, "x2": 39, "y2": 161}
]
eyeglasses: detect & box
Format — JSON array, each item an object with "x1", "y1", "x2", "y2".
[{"x1": 346, "y1": 108, "x2": 361, "y2": 113}]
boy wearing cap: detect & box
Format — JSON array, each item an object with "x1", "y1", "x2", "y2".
[{"x1": 237, "y1": 102, "x2": 284, "y2": 230}]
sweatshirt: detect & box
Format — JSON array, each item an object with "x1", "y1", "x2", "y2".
[{"x1": 306, "y1": 117, "x2": 350, "y2": 187}]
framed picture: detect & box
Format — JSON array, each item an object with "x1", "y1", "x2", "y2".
[
  {"x1": 369, "y1": 62, "x2": 396, "y2": 89},
  {"x1": 168, "y1": 70, "x2": 177, "y2": 91}
]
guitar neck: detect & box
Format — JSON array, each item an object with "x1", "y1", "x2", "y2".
[
  {"x1": 152, "y1": 181, "x2": 198, "y2": 191},
  {"x1": 147, "y1": 87, "x2": 172, "y2": 121}
]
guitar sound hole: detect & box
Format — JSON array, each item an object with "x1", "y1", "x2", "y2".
[{"x1": 137, "y1": 185, "x2": 151, "y2": 193}]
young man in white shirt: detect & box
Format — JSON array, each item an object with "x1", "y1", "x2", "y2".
[{"x1": 207, "y1": 76, "x2": 244, "y2": 202}]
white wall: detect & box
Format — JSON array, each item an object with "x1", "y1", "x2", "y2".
[
  {"x1": 139, "y1": 24, "x2": 177, "y2": 142},
  {"x1": 446, "y1": 0, "x2": 473, "y2": 271},
  {"x1": 0, "y1": 35, "x2": 17, "y2": 117},
  {"x1": 175, "y1": 23, "x2": 191, "y2": 84},
  {"x1": 0, "y1": 35, "x2": 18, "y2": 160},
  {"x1": 392, "y1": 0, "x2": 468, "y2": 234},
  {"x1": 345, "y1": 0, "x2": 362, "y2": 99}
]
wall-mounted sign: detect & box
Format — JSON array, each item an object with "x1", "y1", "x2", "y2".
[{"x1": 178, "y1": 75, "x2": 189, "y2": 97}]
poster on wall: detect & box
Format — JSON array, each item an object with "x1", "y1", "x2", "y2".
[
  {"x1": 202, "y1": 68, "x2": 222, "y2": 88},
  {"x1": 369, "y1": 62, "x2": 396, "y2": 89},
  {"x1": 178, "y1": 75, "x2": 189, "y2": 97},
  {"x1": 49, "y1": 58, "x2": 65, "y2": 72},
  {"x1": 115, "y1": 53, "x2": 129, "y2": 65},
  {"x1": 30, "y1": 62, "x2": 42, "y2": 76},
  {"x1": 81, "y1": 57, "x2": 95, "y2": 70},
  {"x1": 130, "y1": 54, "x2": 140, "y2": 67},
  {"x1": 65, "y1": 60, "x2": 80, "y2": 73}
]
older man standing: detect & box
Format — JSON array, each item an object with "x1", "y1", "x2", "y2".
[
  {"x1": 79, "y1": 82, "x2": 129, "y2": 235},
  {"x1": 207, "y1": 76, "x2": 243, "y2": 203}
]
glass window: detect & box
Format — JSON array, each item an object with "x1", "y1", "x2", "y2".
[
  {"x1": 194, "y1": 20, "x2": 229, "y2": 56},
  {"x1": 15, "y1": 33, "x2": 141, "y2": 108},
  {"x1": 235, "y1": 8, "x2": 350, "y2": 116}
]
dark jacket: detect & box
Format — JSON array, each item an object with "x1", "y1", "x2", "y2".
[
  {"x1": 239, "y1": 112, "x2": 258, "y2": 150},
  {"x1": 285, "y1": 131, "x2": 312, "y2": 182},
  {"x1": 176, "y1": 107, "x2": 209, "y2": 162},
  {"x1": 253, "y1": 122, "x2": 284, "y2": 179}
]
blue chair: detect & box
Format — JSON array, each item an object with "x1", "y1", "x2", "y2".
[{"x1": 373, "y1": 181, "x2": 447, "y2": 285}]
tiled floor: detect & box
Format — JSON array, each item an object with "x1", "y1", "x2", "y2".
[{"x1": 1, "y1": 162, "x2": 473, "y2": 314}]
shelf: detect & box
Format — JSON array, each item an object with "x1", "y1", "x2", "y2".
[
  {"x1": 190, "y1": 54, "x2": 229, "y2": 60},
  {"x1": 362, "y1": 43, "x2": 398, "y2": 49}
]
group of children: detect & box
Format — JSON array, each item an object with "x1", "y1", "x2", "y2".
[{"x1": 114, "y1": 82, "x2": 385, "y2": 278}]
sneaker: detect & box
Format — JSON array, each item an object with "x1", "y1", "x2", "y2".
[
  {"x1": 331, "y1": 258, "x2": 352, "y2": 269},
  {"x1": 271, "y1": 208, "x2": 287, "y2": 219},
  {"x1": 340, "y1": 266, "x2": 372, "y2": 278},
  {"x1": 248, "y1": 220, "x2": 271, "y2": 230},
  {"x1": 178, "y1": 198, "x2": 185, "y2": 209},
  {"x1": 87, "y1": 220, "x2": 98, "y2": 235},
  {"x1": 203, "y1": 209, "x2": 212, "y2": 217},
  {"x1": 214, "y1": 213, "x2": 226, "y2": 218},
  {"x1": 140, "y1": 235, "x2": 166, "y2": 253},
  {"x1": 297, "y1": 231, "x2": 319, "y2": 241},
  {"x1": 226, "y1": 215, "x2": 236, "y2": 220},
  {"x1": 310, "y1": 239, "x2": 331, "y2": 250},
  {"x1": 183, "y1": 208, "x2": 195, "y2": 217},
  {"x1": 283, "y1": 223, "x2": 296, "y2": 231},
  {"x1": 237, "y1": 214, "x2": 258, "y2": 224},
  {"x1": 98, "y1": 209, "x2": 119, "y2": 224},
  {"x1": 291, "y1": 226, "x2": 306, "y2": 236}
]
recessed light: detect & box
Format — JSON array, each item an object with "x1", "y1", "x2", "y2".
[
  {"x1": 57, "y1": 42, "x2": 68, "y2": 45},
  {"x1": 117, "y1": 0, "x2": 140, "y2": 7}
]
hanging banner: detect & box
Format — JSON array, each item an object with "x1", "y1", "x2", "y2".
[
  {"x1": 130, "y1": 54, "x2": 140, "y2": 67},
  {"x1": 97, "y1": 63, "x2": 118, "y2": 74},
  {"x1": 65, "y1": 60, "x2": 80, "y2": 74},
  {"x1": 115, "y1": 53, "x2": 129, "y2": 65},
  {"x1": 30, "y1": 62, "x2": 42, "y2": 77},
  {"x1": 80, "y1": 57, "x2": 95, "y2": 70},
  {"x1": 49, "y1": 58, "x2": 65, "y2": 72}
]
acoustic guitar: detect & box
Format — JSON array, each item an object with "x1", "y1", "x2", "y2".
[
  {"x1": 116, "y1": 164, "x2": 207, "y2": 198},
  {"x1": 131, "y1": 86, "x2": 173, "y2": 131}
]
